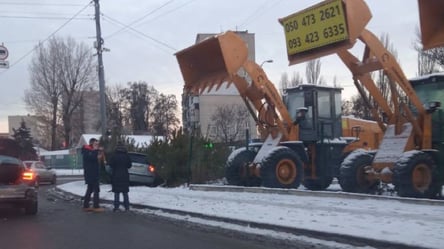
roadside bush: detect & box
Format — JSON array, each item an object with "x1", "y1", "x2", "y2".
[{"x1": 143, "y1": 129, "x2": 231, "y2": 187}]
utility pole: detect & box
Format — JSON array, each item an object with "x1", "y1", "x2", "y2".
[{"x1": 94, "y1": 0, "x2": 107, "y2": 136}]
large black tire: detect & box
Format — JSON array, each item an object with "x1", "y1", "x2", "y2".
[
  {"x1": 339, "y1": 149, "x2": 379, "y2": 193},
  {"x1": 303, "y1": 177, "x2": 333, "y2": 191},
  {"x1": 225, "y1": 148, "x2": 256, "y2": 186},
  {"x1": 393, "y1": 150, "x2": 440, "y2": 198},
  {"x1": 260, "y1": 146, "x2": 303, "y2": 189}
]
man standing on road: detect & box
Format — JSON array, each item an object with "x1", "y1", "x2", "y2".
[
  {"x1": 109, "y1": 141, "x2": 132, "y2": 212},
  {"x1": 82, "y1": 138, "x2": 104, "y2": 212}
]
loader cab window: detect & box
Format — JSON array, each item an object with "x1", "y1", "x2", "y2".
[
  {"x1": 317, "y1": 91, "x2": 331, "y2": 118},
  {"x1": 285, "y1": 91, "x2": 304, "y2": 121},
  {"x1": 284, "y1": 90, "x2": 313, "y2": 129}
]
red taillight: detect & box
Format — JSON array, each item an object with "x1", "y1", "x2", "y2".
[
  {"x1": 148, "y1": 165, "x2": 155, "y2": 173},
  {"x1": 23, "y1": 170, "x2": 35, "y2": 181}
]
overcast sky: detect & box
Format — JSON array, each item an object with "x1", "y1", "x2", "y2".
[{"x1": 0, "y1": 0, "x2": 421, "y2": 133}]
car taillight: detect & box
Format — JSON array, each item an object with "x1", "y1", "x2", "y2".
[
  {"x1": 148, "y1": 165, "x2": 155, "y2": 173},
  {"x1": 23, "y1": 170, "x2": 35, "y2": 181}
]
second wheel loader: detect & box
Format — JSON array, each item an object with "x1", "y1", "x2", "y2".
[{"x1": 279, "y1": 0, "x2": 444, "y2": 198}]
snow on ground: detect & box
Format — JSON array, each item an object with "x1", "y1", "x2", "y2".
[
  {"x1": 56, "y1": 169, "x2": 443, "y2": 249},
  {"x1": 56, "y1": 169, "x2": 83, "y2": 176}
]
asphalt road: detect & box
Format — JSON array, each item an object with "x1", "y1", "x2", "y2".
[{"x1": 0, "y1": 177, "x2": 319, "y2": 249}]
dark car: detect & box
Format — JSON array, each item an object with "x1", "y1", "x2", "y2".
[
  {"x1": 106, "y1": 152, "x2": 159, "y2": 186},
  {"x1": 0, "y1": 155, "x2": 38, "y2": 215}
]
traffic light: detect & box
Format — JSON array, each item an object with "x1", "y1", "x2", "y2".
[{"x1": 204, "y1": 142, "x2": 214, "y2": 149}]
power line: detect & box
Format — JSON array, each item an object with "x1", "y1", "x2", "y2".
[
  {"x1": 135, "y1": 0, "x2": 195, "y2": 27},
  {"x1": 104, "y1": 0, "x2": 175, "y2": 39},
  {"x1": 4, "y1": 36, "x2": 92, "y2": 45},
  {"x1": 101, "y1": 13, "x2": 176, "y2": 52},
  {"x1": 0, "y1": 2, "x2": 84, "y2": 6},
  {"x1": 238, "y1": 0, "x2": 281, "y2": 29},
  {"x1": 0, "y1": 1, "x2": 93, "y2": 74},
  {"x1": 0, "y1": 15, "x2": 91, "y2": 20}
]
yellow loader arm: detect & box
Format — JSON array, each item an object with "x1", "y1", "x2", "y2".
[{"x1": 175, "y1": 31, "x2": 298, "y2": 142}]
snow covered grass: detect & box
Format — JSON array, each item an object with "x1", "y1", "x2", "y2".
[
  {"x1": 55, "y1": 169, "x2": 83, "y2": 176},
  {"x1": 59, "y1": 180, "x2": 444, "y2": 249}
]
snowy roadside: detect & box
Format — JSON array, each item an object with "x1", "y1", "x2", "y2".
[
  {"x1": 58, "y1": 180, "x2": 443, "y2": 249},
  {"x1": 55, "y1": 169, "x2": 83, "y2": 176}
]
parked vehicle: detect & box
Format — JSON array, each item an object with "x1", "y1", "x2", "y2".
[
  {"x1": 106, "y1": 152, "x2": 158, "y2": 186},
  {"x1": 23, "y1": 160, "x2": 57, "y2": 185},
  {"x1": 0, "y1": 155, "x2": 38, "y2": 215}
]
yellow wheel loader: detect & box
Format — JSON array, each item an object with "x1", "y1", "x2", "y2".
[
  {"x1": 279, "y1": 0, "x2": 444, "y2": 198},
  {"x1": 175, "y1": 31, "x2": 377, "y2": 190}
]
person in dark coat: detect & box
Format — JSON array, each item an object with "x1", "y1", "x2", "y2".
[
  {"x1": 82, "y1": 138, "x2": 104, "y2": 212},
  {"x1": 109, "y1": 142, "x2": 132, "y2": 211}
]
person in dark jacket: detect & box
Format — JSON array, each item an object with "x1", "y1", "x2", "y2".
[
  {"x1": 82, "y1": 138, "x2": 104, "y2": 212},
  {"x1": 109, "y1": 142, "x2": 132, "y2": 211}
]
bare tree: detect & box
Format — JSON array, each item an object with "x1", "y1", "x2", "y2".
[
  {"x1": 280, "y1": 71, "x2": 303, "y2": 94},
  {"x1": 417, "y1": 51, "x2": 438, "y2": 75},
  {"x1": 290, "y1": 71, "x2": 304, "y2": 86},
  {"x1": 26, "y1": 38, "x2": 64, "y2": 150},
  {"x1": 151, "y1": 94, "x2": 180, "y2": 138},
  {"x1": 106, "y1": 84, "x2": 126, "y2": 134},
  {"x1": 26, "y1": 37, "x2": 95, "y2": 149},
  {"x1": 121, "y1": 82, "x2": 158, "y2": 134},
  {"x1": 279, "y1": 72, "x2": 289, "y2": 94},
  {"x1": 413, "y1": 27, "x2": 443, "y2": 75},
  {"x1": 210, "y1": 104, "x2": 249, "y2": 144},
  {"x1": 59, "y1": 37, "x2": 95, "y2": 147},
  {"x1": 305, "y1": 59, "x2": 321, "y2": 84}
]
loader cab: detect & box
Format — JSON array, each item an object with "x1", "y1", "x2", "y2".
[
  {"x1": 284, "y1": 84, "x2": 342, "y2": 141},
  {"x1": 410, "y1": 73, "x2": 444, "y2": 146}
]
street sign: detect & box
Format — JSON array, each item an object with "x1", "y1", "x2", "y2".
[
  {"x1": 0, "y1": 60, "x2": 9, "y2": 69},
  {"x1": 0, "y1": 45, "x2": 8, "y2": 60}
]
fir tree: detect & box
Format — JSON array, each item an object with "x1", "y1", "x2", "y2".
[{"x1": 12, "y1": 119, "x2": 37, "y2": 160}]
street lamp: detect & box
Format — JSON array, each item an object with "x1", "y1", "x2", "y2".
[{"x1": 260, "y1": 59, "x2": 273, "y2": 67}]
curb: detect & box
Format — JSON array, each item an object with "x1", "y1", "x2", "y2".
[{"x1": 189, "y1": 184, "x2": 444, "y2": 206}]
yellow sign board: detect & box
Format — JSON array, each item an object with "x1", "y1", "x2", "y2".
[{"x1": 281, "y1": 0, "x2": 349, "y2": 55}]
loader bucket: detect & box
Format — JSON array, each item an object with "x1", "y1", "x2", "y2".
[
  {"x1": 418, "y1": 0, "x2": 444, "y2": 50},
  {"x1": 175, "y1": 31, "x2": 248, "y2": 94},
  {"x1": 279, "y1": 0, "x2": 371, "y2": 65}
]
